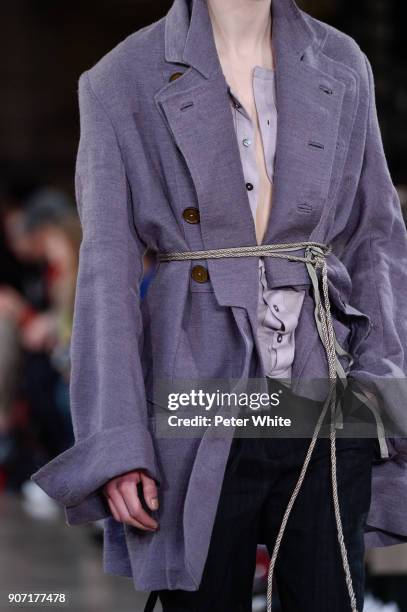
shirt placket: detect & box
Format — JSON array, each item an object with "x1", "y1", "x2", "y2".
[
  {"x1": 228, "y1": 83, "x2": 287, "y2": 376},
  {"x1": 252, "y1": 67, "x2": 278, "y2": 184},
  {"x1": 229, "y1": 88, "x2": 258, "y2": 221}
]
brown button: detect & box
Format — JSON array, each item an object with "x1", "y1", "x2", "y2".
[
  {"x1": 182, "y1": 207, "x2": 200, "y2": 224},
  {"x1": 191, "y1": 265, "x2": 209, "y2": 283},
  {"x1": 169, "y1": 72, "x2": 184, "y2": 82}
]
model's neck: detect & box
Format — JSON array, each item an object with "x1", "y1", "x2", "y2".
[{"x1": 207, "y1": 0, "x2": 272, "y2": 61}]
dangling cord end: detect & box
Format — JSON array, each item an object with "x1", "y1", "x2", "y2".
[
  {"x1": 265, "y1": 388, "x2": 332, "y2": 612},
  {"x1": 335, "y1": 391, "x2": 344, "y2": 430},
  {"x1": 330, "y1": 395, "x2": 359, "y2": 612},
  {"x1": 351, "y1": 389, "x2": 389, "y2": 459}
]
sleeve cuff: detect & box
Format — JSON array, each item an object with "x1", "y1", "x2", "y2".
[
  {"x1": 64, "y1": 494, "x2": 111, "y2": 525},
  {"x1": 30, "y1": 422, "x2": 161, "y2": 523}
]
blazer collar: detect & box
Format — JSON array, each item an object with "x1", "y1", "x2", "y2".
[{"x1": 164, "y1": 0, "x2": 317, "y2": 79}]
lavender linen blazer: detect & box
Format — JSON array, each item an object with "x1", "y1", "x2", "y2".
[{"x1": 32, "y1": 0, "x2": 407, "y2": 592}]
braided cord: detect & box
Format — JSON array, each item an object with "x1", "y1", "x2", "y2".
[
  {"x1": 157, "y1": 240, "x2": 332, "y2": 262},
  {"x1": 158, "y1": 240, "x2": 358, "y2": 612},
  {"x1": 265, "y1": 251, "x2": 357, "y2": 612}
]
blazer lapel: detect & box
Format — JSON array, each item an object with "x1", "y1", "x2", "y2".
[
  {"x1": 156, "y1": 0, "x2": 359, "y2": 379},
  {"x1": 267, "y1": 14, "x2": 360, "y2": 380},
  {"x1": 261, "y1": 49, "x2": 347, "y2": 246},
  {"x1": 156, "y1": 0, "x2": 259, "y2": 314}
]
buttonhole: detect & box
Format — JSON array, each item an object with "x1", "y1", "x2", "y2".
[
  {"x1": 319, "y1": 84, "x2": 333, "y2": 95},
  {"x1": 308, "y1": 141, "x2": 325, "y2": 150},
  {"x1": 180, "y1": 101, "x2": 194, "y2": 112},
  {"x1": 297, "y1": 202, "x2": 313, "y2": 213}
]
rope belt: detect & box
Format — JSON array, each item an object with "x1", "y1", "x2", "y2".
[{"x1": 156, "y1": 240, "x2": 388, "y2": 612}]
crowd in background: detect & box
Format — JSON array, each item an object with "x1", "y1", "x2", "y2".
[
  {"x1": 0, "y1": 182, "x2": 77, "y2": 510},
  {"x1": 0, "y1": 179, "x2": 158, "y2": 517}
]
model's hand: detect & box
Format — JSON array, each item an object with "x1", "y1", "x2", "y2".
[{"x1": 103, "y1": 470, "x2": 159, "y2": 531}]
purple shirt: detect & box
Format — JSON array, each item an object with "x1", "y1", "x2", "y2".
[{"x1": 228, "y1": 65, "x2": 306, "y2": 381}]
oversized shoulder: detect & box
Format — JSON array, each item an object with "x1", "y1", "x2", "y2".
[
  {"x1": 77, "y1": 15, "x2": 166, "y2": 108},
  {"x1": 302, "y1": 10, "x2": 373, "y2": 94}
]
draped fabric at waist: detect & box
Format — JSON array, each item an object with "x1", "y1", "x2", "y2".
[
  {"x1": 156, "y1": 239, "x2": 388, "y2": 612},
  {"x1": 158, "y1": 241, "x2": 350, "y2": 385}
]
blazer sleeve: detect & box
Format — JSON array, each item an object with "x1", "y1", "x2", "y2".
[
  {"x1": 340, "y1": 53, "x2": 407, "y2": 447},
  {"x1": 31, "y1": 70, "x2": 161, "y2": 525}
]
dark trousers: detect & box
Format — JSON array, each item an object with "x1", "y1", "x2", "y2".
[{"x1": 148, "y1": 381, "x2": 378, "y2": 612}]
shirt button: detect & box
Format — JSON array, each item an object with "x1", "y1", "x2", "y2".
[
  {"x1": 246, "y1": 183, "x2": 254, "y2": 191},
  {"x1": 242, "y1": 138, "x2": 251, "y2": 147},
  {"x1": 182, "y1": 207, "x2": 200, "y2": 224},
  {"x1": 273, "y1": 304, "x2": 279, "y2": 312},
  {"x1": 191, "y1": 265, "x2": 209, "y2": 283},
  {"x1": 277, "y1": 333, "x2": 283, "y2": 343}
]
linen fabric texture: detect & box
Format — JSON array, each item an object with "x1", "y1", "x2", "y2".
[{"x1": 31, "y1": 0, "x2": 407, "y2": 593}]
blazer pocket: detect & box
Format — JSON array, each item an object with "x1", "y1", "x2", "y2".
[
  {"x1": 339, "y1": 299, "x2": 373, "y2": 355},
  {"x1": 331, "y1": 315, "x2": 352, "y2": 352},
  {"x1": 327, "y1": 279, "x2": 373, "y2": 357}
]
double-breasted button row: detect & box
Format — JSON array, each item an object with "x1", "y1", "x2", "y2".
[
  {"x1": 191, "y1": 265, "x2": 209, "y2": 283},
  {"x1": 182, "y1": 207, "x2": 200, "y2": 224},
  {"x1": 182, "y1": 206, "x2": 206, "y2": 282}
]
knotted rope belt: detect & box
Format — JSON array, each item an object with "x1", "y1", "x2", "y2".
[{"x1": 155, "y1": 240, "x2": 388, "y2": 612}]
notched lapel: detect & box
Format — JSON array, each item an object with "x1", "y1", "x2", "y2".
[
  {"x1": 155, "y1": 49, "x2": 260, "y2": 314},
  {"x1": 155, "y1": 69, "x2": 257, "y2": 251},
  {"x1": 261, "y1": 44, "x2": 347, "y2": 245}
]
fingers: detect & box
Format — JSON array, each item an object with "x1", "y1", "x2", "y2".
[
  {"x1": 106, "y1": 496, "x2": 120, "y2": 522},
  {"x1": 140, "y1": 471, "x2": 159, "y2": 511},
  {"x1": 119, "y1": 480, "x2": 158, "y2": 530},
  {"x1": 103, "y1": 473, "x2": 159, "y2": 531},
  {"x1": 108, "y1": 486, "x2": 153, "y2": 530}
]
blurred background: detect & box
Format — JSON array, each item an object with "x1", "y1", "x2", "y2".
[{"x1": 0, "y1": 1, "x2": 406, "y2": 611}]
